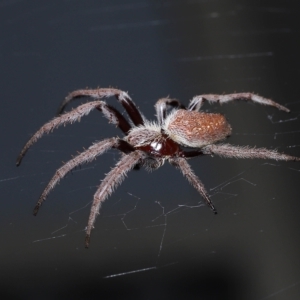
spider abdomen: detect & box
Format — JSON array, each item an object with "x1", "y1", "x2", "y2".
[{"x1": 163, "y1": 110, "x2": 232, "y2": 148}]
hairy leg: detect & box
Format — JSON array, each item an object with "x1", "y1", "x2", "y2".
[
  {"x1": 155, "y1": 97, "x2": 186, "y2": 125},
  {"x1": 85, "y1": 150, "x2": 146, "y2": 248},
  {"x1": 169, "y1": 157, "x2": 217, "y2": 214},
  {"x1": 188, "y1": 93, "x2": 289, "y2": 112},
  {"x1": 202, "y1": 143, "x2": 300, "y2": 161},
  {"x1": 33, "y1": 138, "x2": 129, "y2": 215},
  {"x1": 57, "y1": 88, "x2": 144, "y2": 126},
  {"x1": 16, "y1": 101, "x2": 129, "y2": 166},
  {"x1": 97, "y1": 104, "x2": 131, "y2": 134}
]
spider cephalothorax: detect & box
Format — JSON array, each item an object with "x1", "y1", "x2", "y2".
[{"x1": 17, "y1": 88, "x2": 299, "y2": 248}]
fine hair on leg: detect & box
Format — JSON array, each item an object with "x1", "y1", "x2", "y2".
[
  {"x1": 85, "y1": 150, "x2": 147, "y2": 248},
  {"x1": 16, "y1": 100, "x2": 130, "y2": 166},
  {"x1": 33, "y1": 138, "x2": 122, "y2": 216},
  {"x1": 202, "y1": 144, "x2": 300, "y2": 161},
  {"x1": 155, "y1": 97, "x2": 186, "y2": 125},
  {"x1": 57, "y1": 88, "x2": 144, "y2": 126},
  {"x1": 188, "y1": 93, "x2": 289, "y2": 112},
  {"x1": 169, "y1": 157, "x2": 217, "y2": 214}
]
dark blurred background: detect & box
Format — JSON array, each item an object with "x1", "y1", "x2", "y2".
[{"x1": 1, "y1": 1, "x2": 300, "y2": 299}]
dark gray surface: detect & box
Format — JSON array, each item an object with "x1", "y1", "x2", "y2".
[{"x1": 1, "y1": 1, "x2": 300, "y2": 299}]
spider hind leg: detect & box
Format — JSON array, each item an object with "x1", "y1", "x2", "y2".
[
  {"x1": 202, "y1": 143, "x2": 300, "y2": 161},
  {"x1": 155, "y1": 97, "x2": 186, "y2": 125},
  {"x1": 188, "y1": 93, "x2": 290, "y2": 112}
]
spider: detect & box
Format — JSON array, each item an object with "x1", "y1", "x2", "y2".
[{"x1": 17, "y1": 88, "x2": 299, "y2": 248}]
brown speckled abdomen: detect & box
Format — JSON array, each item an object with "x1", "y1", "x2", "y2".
[{"x1": 164, "y1": 110, "x2": 232, "y2": 148}]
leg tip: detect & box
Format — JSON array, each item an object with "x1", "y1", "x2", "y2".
[
  {"x1": 85, "y1": 235, "x2": 90, "y2": 249},
  {"x1": 33, "y1": 204, "x2": 40, "y2": 216},
  {"x1": 210, "y1": 204, "x2": 217, "y2": 215},
  {"x1": 16, "y1": 156, "x2": 22, "y2": 166}
]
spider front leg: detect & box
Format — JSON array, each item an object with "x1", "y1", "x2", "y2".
[
  {"x1": 16, "y1": 101, "x2": 131, "y2": 166},
  {"x1": 155, "y1": 97, "x2": 186, "y2": 125},
  {"x1": 57, "y1": 88, "x2": 144, "y2": 126},
  {"x1": 33, "y1": 138, "x2": 135, "y2": 216},
  {"x1": 169, "y1": 157, "x2": 217, "y2": 214},
  {"x1": 188, "y1": 93, "x2": 290, "y2": 112},
  {"x1": 85, "y1": 150, "x2": 147, "y2": 248},
  {"x1": 97, "y1": 104, "x2": 131, "y2": 134}
]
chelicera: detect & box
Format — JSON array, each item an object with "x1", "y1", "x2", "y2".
[{"x1": 16, "y1": 88, "x2": 299, "y2": 248}]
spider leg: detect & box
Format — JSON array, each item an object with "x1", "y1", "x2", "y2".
[
  {"x1": 188, "y1": 93, "x2": 290, "y2": 112},
  {"x1": 33, "y1": 138, "x2": 134, "y2": 215},
  {"x1": 169, "y1": 157, "x2": 217, "y2": 214},
  {"x1": 57, "y1": 88, "x2": 144, "y2": 126},
  {"x1": 16, "y1": 101, "x2": 130, "y2": 166},
  {"x1": 85, "y1": 150, "x2": 146, "y2": 248},
  {"x1": 155, "y1": 97, "x2": 186, "y2": 125},
  {"x1": 202, "y1": 143, "x2": 300, "y2": 161},
  {"x1": 98, "y1": 104, "x2": 131, "y2": 134},
  {"x1": 181, "y1": 150, "x2": 204, "y2": 158}
]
